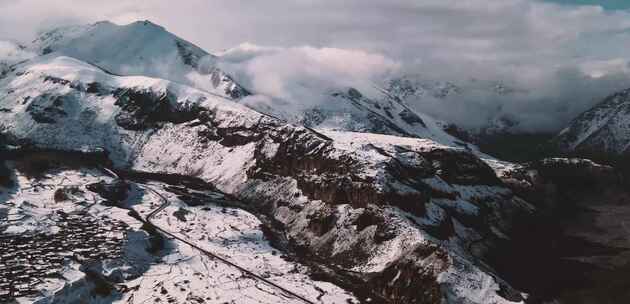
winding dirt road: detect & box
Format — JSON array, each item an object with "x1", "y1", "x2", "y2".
[{"x1": 139, "y1": 181, "x2": 316, "y2": 304}]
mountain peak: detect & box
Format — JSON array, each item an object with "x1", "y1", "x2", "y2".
[
  {"x1": 131, "y1": 19, "x2": 164, "y2": 29},
  {"x1": 92, "y1": 20, "x2": 116, "y2": 26},
  {"x1": 30, "y1": 20, "x2": 247, "y2": 99}
]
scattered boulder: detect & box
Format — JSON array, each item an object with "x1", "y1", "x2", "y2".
[
  {"x1": 87, "y1": 179, "x2": 130, "y2": 203},
  {"x1": 53, "y1": 187, "x2": 82, "y2": 202},
  {"x1": 173, "y1": 208, "x2": 191, "y2": 222}
]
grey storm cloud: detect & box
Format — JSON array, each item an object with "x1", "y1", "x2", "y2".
[{"x1": 3, "y1": 0, "x2": 630, "y2": 132}]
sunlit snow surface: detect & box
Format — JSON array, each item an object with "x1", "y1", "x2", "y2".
[
  {"x1": 126, "y1": 182, "x2": 356, "y2": 304},
  {"x1": 30, "y1": 21, "x2": 244, "y2": 99},
  {"x1": 0, "y1": 165, "x2": 356, "y2": 303}
]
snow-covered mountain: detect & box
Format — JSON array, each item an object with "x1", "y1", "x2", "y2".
[
  {"x1": 9, "y1": 19, "x2": 629, "y2": 304},
  {"x1": 385, "y1": 75, "x2": 518, "y2": 101},
  {"x1": 26, "y1": 21, "x2": 478, "y2": 151},
  {"x1": 382, "y1": 75, "x2": 526, "y2": 136},
  {"x1": 384, "y1": 75, "x2": 463, "y2": 101},
  {"x1": 0, "y1": 24, "x2": 538, "y2": 303},
  {"x1": 239, "y1": 86, "x2": 472, "y2": 149},
  {"x1": 555, "y1": 87, "x2": 630, "y2": 156},
  {"x1": 30, "y1": 20, "x2": 248, "y2": 99}
]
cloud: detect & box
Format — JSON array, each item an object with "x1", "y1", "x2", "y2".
[
  {"x1": 2, "y1": 0, "x2": 630, "y2": 132},
  {"x1": 0, "y1": 40, "x2": 35, "y2": 72},
  {"x1": 218, "y1": 44, "x2": 400, "y2": 109},
  {"x1": 409, "y1": 67, "x2": 630, "y2": 132}
]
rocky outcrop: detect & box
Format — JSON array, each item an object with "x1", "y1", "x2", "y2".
[
  {"x1": 87, "y1": 179, "x2": 131, "y2": 203},
  {"x1": 26, "y1": 94, "x2": 68, "y2": 124},
  {"x1": 366, "y1": 244, "x2": 448, "y2": 303},
  {"x1": 113, "y1": 88, "x2": 200, "y2": 130}
]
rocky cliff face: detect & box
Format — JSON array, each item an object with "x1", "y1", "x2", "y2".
[{"x1": 0, "y1": 49, "x2": 533, "y2": 303}]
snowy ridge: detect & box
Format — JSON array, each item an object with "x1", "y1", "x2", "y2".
[
  {"x1": 239, "y1": 85, "x2": 471, "y2": 150},
  {"x1": 0, "y1": 54, "x2": 256, "y2": 165},
  {"x1": 555, "y1": 88, "x2": 630, "y2": 155},
  {"x1": 31, "y1": 21, "x2": 248, "y2": 99},
  {"x1": 27, "y1": 21, "x2": 477, "y2": 150},
  {"x1": 384, "y1": 75, "x2": 518, "y2": 101},
  {"x1": 384, "y1": 75, "x2": 462, "y2": 101}
]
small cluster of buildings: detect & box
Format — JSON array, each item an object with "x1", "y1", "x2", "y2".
[{"x1": 0, "y1": 211, "x2": 129, "y2": 301}]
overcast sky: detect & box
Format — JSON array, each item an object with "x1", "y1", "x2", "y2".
[
  {"x1": 2, "y1": 0, "x2": 630, "y2": 132},
  {"x1": 547, "y1": 0, "x2": 630, "y2": 9}
]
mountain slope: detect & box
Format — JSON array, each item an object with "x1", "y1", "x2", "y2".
[
  {"x1": 230, "y1": 72, "x2": 529, "y2": 151},
  {"x1": 383, "y1": 75, "x2": 528, "y2": 136},
  {"x1": 238, "y1": 86, "x2": 472, "y2": 149},
  {"x1": 555, "y1": 88, "x2": 630, "y2": 156},
  {"x1": 0, "y1": 51, "x2": 531, "y2": 303},
  {"x1": 32, "y1": 21, "x2": 471, "y2": 150},
  {"x1": 31, "y1": 21, "x2": 248, "y2": 99},
  {"x1": 384, "y1": 75, "x2": 463, "y2": 101}
]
